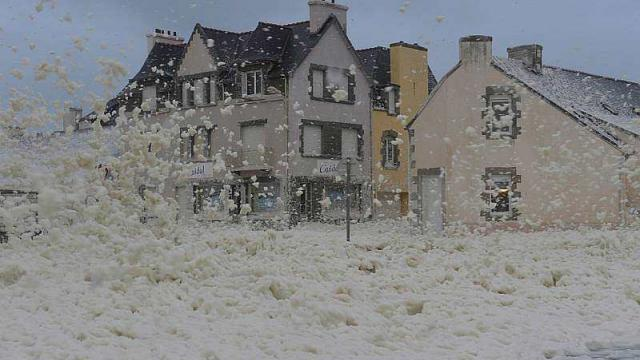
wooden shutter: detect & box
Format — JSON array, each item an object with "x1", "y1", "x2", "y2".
[
  {"x1": 347, "y1": 72, "x2": 356, "y2": 103},
  {"x1": 322, "y1": 125, "x2": 342, "y2": 157}
]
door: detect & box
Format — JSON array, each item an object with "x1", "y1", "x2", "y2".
[{"x1": 419, "y1": 169, "x2": 444, "y2": 231}]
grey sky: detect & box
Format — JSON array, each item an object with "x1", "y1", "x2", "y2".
[{"x1": 1, "y1": 0, "x2": 639, "y2": 115}]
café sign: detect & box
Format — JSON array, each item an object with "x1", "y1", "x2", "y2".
[{"x1": 317, "y1": 159, "x2": 341, "y2": 176}]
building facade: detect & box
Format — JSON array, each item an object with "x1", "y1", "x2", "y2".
[
  {"x1": 113, "y1": 0, "x2": 373, "y2": 223},
  {"x1": 408, "y1": 35, "x2": 640, "y2": 231},
  {"x1": 358, "y1": 42, "x2": 435, "y2": 218}
]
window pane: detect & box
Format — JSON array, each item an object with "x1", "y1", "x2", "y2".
[
  {"x1": 312, "y1": 69, "x2": 324, "y2": 98},
  {"x1": 246, "y1": 72, "x2": 255, "y2": 95},
  {"x1": 303, "y1": 125, "x2": 322, "y2": 156},
  {"x1": 342, "y1": 128, "x2": 358, "y2": 158},
  {"x1": 255, "y1": 71, "x2": 262, "y2": 94}
]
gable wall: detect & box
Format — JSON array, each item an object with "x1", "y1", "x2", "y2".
[
  {"x1": 411, "y1": 62, "x2": 625, "y2": 228},
  {"x1": 178, "y1": 31, "x2": 216, "y2": 77},
  {"x1": 288, "y1": 23, "x2": 371, "y2": 181}
]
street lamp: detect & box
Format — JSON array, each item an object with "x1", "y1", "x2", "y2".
[{"x1": 345, "y1": 157, "x2": 351, "y2": 242}]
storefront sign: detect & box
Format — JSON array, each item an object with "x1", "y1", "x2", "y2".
[
  {"x1": 190, "y1": 162, "x2": 214, "y2": 179},
  {"x1": 317, "y1": 160, "x2": 341, "y2": 176}
]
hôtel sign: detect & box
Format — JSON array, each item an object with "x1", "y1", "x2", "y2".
[{"x1": 190, "y1": 162, "x2": 213, "y2": 179}]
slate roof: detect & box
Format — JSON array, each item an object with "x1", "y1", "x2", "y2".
[
  {"x1": 493, "y1": 57, "x2": 640, "y2": 140},
  {"x1": 356, "y1": 46, "x2": 438, "y2": 93},
  {"x1": 130, "y1": 42, "x2": 186, "y2": 83},
  {"x1": 198, "y1": 20, "x2": 325, "y2": 73}
]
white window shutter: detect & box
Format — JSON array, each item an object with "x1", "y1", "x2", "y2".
[
  {"x1": 312, "y1": 70, "x2": 324, "y2": 98},
  {"x1": 342, "y1": 128, "x2": 358, "y2": 159},
  {"x1": 142, "y1": 85, "x2": 157, "y2": 112},
  {"x1": 210, "y1": 77, "x2": 216, "y2": 104},
  {"x1": 194, "y1": 79, "x2": 204, "y2": 106},
  {"x1": 303, "y1": 125, "x2": 322, "y2": 156},
  {"x1": 241, "y1": 125, "x2": 265, "y2": 150}
]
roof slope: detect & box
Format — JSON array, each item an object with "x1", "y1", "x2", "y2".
[
  {"x1": 356, "y1": 46, "x2": 437, "y2": 93},
  {"x1": 493, "y1": 57, "x2": 640, "y2": 138},
  {"x1": 131, "y1": 42, "x2": 185, "y2": 82}
]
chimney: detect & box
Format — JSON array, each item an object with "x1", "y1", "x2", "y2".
[
  {"x1": 63, "y1": 107, "x2": 82, "y2": 131},
  {"x1": 309, "y1": 0, "x2": 348, "y2": 34},
  {"x1": 508, "y1": 44, "x2": 543, "y2": 73},
  {"x1": 459, "y1": 35, "x2": 493, "y2": 65},
  {"x1": 146, "y1": 29, "x2": 184, "y2": 54}
]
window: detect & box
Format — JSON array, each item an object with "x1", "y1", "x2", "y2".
[
  {"x1": 194, "y1": 183, "x2": 224, "y2": 214},
  {"x1": 182, "y1": 81, "x2": 195, "y2": 107},
  {"x1": 482, "y1": 168, "x2": 521, "y2": 221},
  {"x1": 482, "y1": 86, "x2": 521, "y2": 140},
  {"x1": 342, "y1": 128, "x2": 358, "y2": 159},
  {"x1": 142, "y1": 85, "x2": 157, "y2": 112},
  {"x1": 303, "y1": 125, "x2": 322, "y2": 156},
  {"x1": 322, "y1": 125, "x2": 342, "y2": 157},
  {"x1": 382, "y1": 130, "x2": 400, "y2": 169},
  {"x1": 180, "y1": 128, "x2": 193, "y2": 161},
  {"x1": 194, "y1": 79, "x2": 204, "y2": 106},
  {"x1": 240, "y1": 122, "x2": 266, "y2": 166},
  {"x1": 242, "y1": 70, "x2": 263, "y2": 96},
  {"x1": 192, "y1": 127, "x2": 212, "y2": 161},
  {"x1": 252, "y1": 179, "x2": 280, "y2": 212},
  {"x1": 309, "y1": 64, "x2": 355, "y2": 103},
  {"x1": 301, "y1": 120, "x2": 362, "y2": 158},
  {"x1": 312, "y1": 69, "x2": 324, "y2": 98}
]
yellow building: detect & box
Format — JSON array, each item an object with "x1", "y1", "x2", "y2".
[{"x1": 358, "y1": 42, "x2": 436, "y2": 218}]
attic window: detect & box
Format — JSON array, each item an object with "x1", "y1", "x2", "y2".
[{"x1": 602, "y1": 103, "x2": 619, "y2": 116}]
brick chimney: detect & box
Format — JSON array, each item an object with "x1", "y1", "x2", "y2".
[
  {"x1": 508, "y1": 44, "x2": 543, "y2": 73},
  {"x1": 459, "y1": 35, "x2": 493, "y2": 66},
  {"x1": 146, "y1": 29, "x2": 184, "y2": 54},
  {"x1": 309, "y1": 0, "x2": 348, "y2": 34}
]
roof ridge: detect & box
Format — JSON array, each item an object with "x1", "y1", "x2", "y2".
[
  {"x1": 356, "y1": 46, "x2": 389, "y2": 52},
  {"x1": 280, "y1": 20, "x2": 310, "y2": 27},
  {"x1": 543, "y1": 64, "x2": 640, "y2": 87},
  {"x1": 494, "y1": 56, "x2": 639, "y2": 87}
]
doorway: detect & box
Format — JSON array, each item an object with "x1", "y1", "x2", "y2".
[{"x1": 419, "y1": 168, "x2": 445, "y2": 231}]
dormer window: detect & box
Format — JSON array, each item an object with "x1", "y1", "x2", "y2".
[
  {"x1": 634, "y1": 107, "x2": 640, "y2": 116},
  {"x1": 241, "y1": 70, "x2": 263, "y2": 97}
]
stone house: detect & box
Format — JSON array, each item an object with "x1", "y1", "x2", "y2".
[
  {"x1": 113, "y1": 0, "x2": 373, "y2": 223},
  {"x1": 408, "y1": 35, "x2": 640, "y2": 231}
]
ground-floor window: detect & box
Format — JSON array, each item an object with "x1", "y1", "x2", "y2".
[
  {"x1": 193, "y1": 182, "x2": 225, "y2": 214},
  {"x1": 250, "y1": 177, "x2": 280, "y2": 212},
  {"x1": 290, "y1": 178, "x2": 362, "y2": 221},
  {"x1": 481, "y1": 167, "x2": 521, "y2": 221}
]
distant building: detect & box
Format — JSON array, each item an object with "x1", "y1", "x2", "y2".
[
  {"x1": 358, "y1": 42, "x2": 436, "y2": 218},
  {"x1": 408, "y1": 36, "x2": 640, "y2": 230}
]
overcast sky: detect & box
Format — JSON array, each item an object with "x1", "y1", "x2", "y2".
[{"x1": 1, "y1": 0, "x2": 639, "y2": 114}]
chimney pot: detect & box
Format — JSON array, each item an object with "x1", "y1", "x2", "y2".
[
  {"x1": 508, "y1": 44, "x2": 543, "y2": 73},
  {"x1": 308, "y1": 0, "x2": 349, "y2": 34},
  {"x1": 459, "y1": 35, "x2": 493, "y2": 65}
]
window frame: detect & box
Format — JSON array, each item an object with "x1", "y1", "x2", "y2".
[
  {"x1": 481, "y1": 86, "x2": 522, "y2": 140},
  {"x1": 308, "y1": 64, "x2": 355, "y2": 104},
  {"x1": 241, "y1": 69, "x2": 263, "y2": 97},
  {"x1": 481, "y1": 167, "x2": 522, "y2": 221},
  {"x1": 300, "y1": 119, "x2": 363, "y2": 160},
  {"x1": 381, "y1": 130, "x2": 400, "y2": 169}
]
